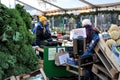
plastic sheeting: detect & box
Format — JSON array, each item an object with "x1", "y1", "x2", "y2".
[
  {"x1": 1, "y1": 0, "x2": 120, "y2": 15},
  {"x1": 17, "y1": 0, "x2": 120, "y2": 11}
]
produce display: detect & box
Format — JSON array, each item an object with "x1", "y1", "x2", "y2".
[
  {"x1": 105, "y1": 24, "x2": 120, "y2": 48},
  {"x1": 109, "y1": 31, "x2": 120, "y2": 40},
  {"x1": 0, "y1": 3, "x2": 38, "y2": 79},
  {"x1": 106, "y1": 39, "x2": 116, "y2": 48},
  {"x1": 116, "y1": 39, "x2": 120, "y2": 46},
  {"x1": 108, "y1": 24, "x2": 120, "y2": 33}
]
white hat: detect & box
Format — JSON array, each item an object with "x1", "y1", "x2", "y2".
[{"x1": 82, "y1": 19, "x2": 92, "y2": 26}]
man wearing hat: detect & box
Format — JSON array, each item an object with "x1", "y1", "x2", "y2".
[{"x1": 36, "y1": 16, "x2": 51, "y2": 51}]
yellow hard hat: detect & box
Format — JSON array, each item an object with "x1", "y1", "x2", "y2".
[{"x1": 39, "y1": 16, "x2": 47, "y2": 22}]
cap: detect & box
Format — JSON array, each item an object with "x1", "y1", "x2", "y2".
[{"x1": 39, "y1": 16, "x2": 47, "y2": 22}]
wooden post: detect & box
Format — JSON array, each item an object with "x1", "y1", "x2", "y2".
[{"x1": 95, "y1": 15, "x2": 97, "y2": 27}]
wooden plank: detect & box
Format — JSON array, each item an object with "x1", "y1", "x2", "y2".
[
  {"x1": 118, "y1": 74, "x2": 120, "y2": 80},
  {"x1": 40, "y1": 68, "x2": 47, "y2": 80},
  {"x1": 16, "y1": 74, "x2": 30, "y2": 80},
  {"x1": 94, "y1": 45, "x2": 118, "y2": 78},
  {"x1": 93, "y1": 64, "x2": 111, "y2": 77},
  {"x1": 98, "y1": 36, "x2": 120, "y2": 71},
  {"x1": 66, "y1": 64, "x2": 79, "y2": 69},
  {"x1": 66, "y1": 64, "x2": 85, "y2": 76},
  {"x1": 94, "y1": 72, "x2": 109, "y2": 80},
  {"x1": 66, "y1": 65, "x2": 79, "y2": 75},
  {"x1": 5, "y1": 76, "x2": 16, "y2": 80},
  {"x1": 80, "y1": 62, "x2": 94, "y2": 67},
  {"x1": 92, "y1": 64, "x2": 110, "y2": 80},
  {"x1": 79, "y1": 54, "x2": 99, "y2": 67},
  {"x1": 16, "y1": 68, "x2": 47, "y2": 80}
]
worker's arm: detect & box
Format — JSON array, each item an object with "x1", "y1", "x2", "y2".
[{"x1": 36, "y1": 47, "x2": 44, "y2": 53}]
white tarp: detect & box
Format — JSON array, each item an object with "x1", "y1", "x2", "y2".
[{"x1": 1, "y1": 0, "x2": 120, "y2": 15}]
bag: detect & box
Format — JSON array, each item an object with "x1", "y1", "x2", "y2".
[{"x1": 55, "y1": 51, "x2": 69, "y2": 66}]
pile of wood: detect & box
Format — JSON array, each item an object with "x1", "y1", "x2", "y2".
[
  {"x1": 5, "y1": 68, "x2": 47, "y2": 80},
  {"x1": 66, "y1": 35, "x2": 120, "y2": 80},
  {"x1": 93, "y1": 36, "x2": 120, "y2": 80}
]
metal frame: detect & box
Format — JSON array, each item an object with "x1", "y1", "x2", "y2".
[
  {"x1": 98, "y1": 2, "x2": 120, "y2": 8},
  {"x1": 79, "y1": 0, "x2": 98, "y2": 8},
  {"x1": 16, "y1": 0, "x2": 45, "y2": 13},
  {"x1": 42, "y1": 0, "x2": 66, "y2": 11},
  {"x1": 15, "y1": 0, "x2": 120, "y2": 14},
  {"x1": 45, "y1": 2, "x2": 120, "y2": 14}
]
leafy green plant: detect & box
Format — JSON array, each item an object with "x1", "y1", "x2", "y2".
[
  {"x1": 16, "y1": 4, "x2": 32, "y2": 29},
  {"x1": 0, "y1": 3, "x2": 38, "y2": 79}
]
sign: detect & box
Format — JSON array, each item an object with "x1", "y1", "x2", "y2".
[
  {"x1": 59, "y1": 53, "x2": 69, "y2": 65},
  {"x1": 48, "y1": 48, "x2": 56, "y2": 60},
  {"x1": 70, "y1": 28, "x2": 86, "y2": 39}
]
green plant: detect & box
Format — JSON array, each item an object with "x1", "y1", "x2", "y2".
[
  {"x1": 15, "y1": 4, "x2": 32, "y2": 29},
  {"x1": 0, "y1": 3, "x2": 38, "y2": 79}
]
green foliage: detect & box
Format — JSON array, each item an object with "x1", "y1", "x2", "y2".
[
  {"x1": 0, "y1": 3, "x2": 38, "y2": 79},
  {"x1": 15, "y1": 4, "x2": 32, "y2": 29},
  {"x1": 0, "y1": 3, "x2": 9, "y2": 35}
]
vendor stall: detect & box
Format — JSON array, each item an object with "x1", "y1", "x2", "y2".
[{"x1": 1, "y1": 0, "x2": 120, "y2": 80}]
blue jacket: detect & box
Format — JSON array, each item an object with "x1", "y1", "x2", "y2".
[
  {"x1": 36, "y1": 22, "x2": 51, "y2": 47},
  {"x1": 81, "y1": 29, "x2": 99, "y2": 57}
]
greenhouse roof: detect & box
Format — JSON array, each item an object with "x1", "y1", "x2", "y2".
[{"x1": 1, "y1": 0, "x2": 120, "y2": 15}]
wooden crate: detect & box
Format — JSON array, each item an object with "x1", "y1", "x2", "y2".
[
  {"x1": 92, "y1": 64, "x2": 114, "y2": 80},
  {"x1": 94, "y1": 36, "x2": 120, "y2": 79},
  {"x1": 5, "y1": 76, "x2": 16, "y2": 80},
  {"x1": 66, "y1": 54, "x2": 99, "y2": 76},
  {"x1": 98, "y1": 36, "x2": 120, "y2": 72},
  {"x1": 16, "y1": 68, "x2": 47, "y2": 80},
  {"x1": 66, "y1": 64, "x2": 85, "y2": 76},
  {"x1": 79, "y1": 54, "x2": 99, "y2": 67}
]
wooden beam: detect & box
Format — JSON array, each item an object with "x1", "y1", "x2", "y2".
[{"x1": 16, "y1": 0, "x2": 45, "y2": 13}]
